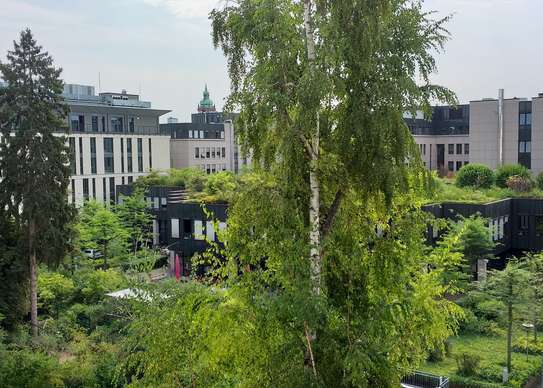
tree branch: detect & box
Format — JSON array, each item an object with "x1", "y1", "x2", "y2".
[{"x1": 321, "y1": 189, "x2": 343, "y2": 238}]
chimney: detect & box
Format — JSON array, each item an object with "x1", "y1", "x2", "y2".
[{"x1": 498, "y1": 89, "x2": 504, "y2": 166}]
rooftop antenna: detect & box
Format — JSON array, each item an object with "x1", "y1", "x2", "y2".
[{"x1": 98, "y1": 72, "x2": 101, "y2": 93}]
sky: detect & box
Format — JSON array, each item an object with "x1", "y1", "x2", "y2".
[{"x1": 1, "y1": 0, "x2": 543, "y2": 121}]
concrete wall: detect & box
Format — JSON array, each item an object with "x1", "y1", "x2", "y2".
[
  {"x1": 532, "y1": 97, "x2": 543, "y2": 174},
  {"x1": 469, "y1": 98, "x2": 520, "y2": 169}
]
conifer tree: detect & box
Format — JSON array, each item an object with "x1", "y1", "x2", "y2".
[{"x1": 0, "y1": 29, "x2": 75, "y2": 337}]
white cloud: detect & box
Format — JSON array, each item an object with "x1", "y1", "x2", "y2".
[{"x1": 142, "y1": 0, "x2": 221, "y2": 19}]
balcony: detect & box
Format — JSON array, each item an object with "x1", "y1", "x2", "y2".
[{"x1": 62, "y1": 124, "x2": 164, "y2": 136}]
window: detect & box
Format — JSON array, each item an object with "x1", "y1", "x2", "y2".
[
  {"x1": 448, "y1": 144, "x2": 454, "y2": 154},
  {"x1": 109, "y1": 177, "x2": 115, "y2": 204},
  {"x1": 194, "y1": 220, "x2": 204, "y2": 240},
  {"x1": 206, "y1": 147, "x2": 210, "y2": 158},
  {"x1": 464, "y1": 143, "x2": 469, "y2": 155},
  {"x1": 222, "y1": 147, "x2": 226, "y2": 158},
  {"x1": 519, "y1": 141, "x2": 532, "y2": 153},
  {"x1": 171, "y1": 218, "x2": 180, "y2": 238},
  {"x1": 90, "y1": 137, "x2": 97, "y2": 174},
  {"x1": 128, "y1": 176, "x2": 133, "y2": 184},
  {"x1": 195, "y1": 147, "x2": 200, "y2": 158},
  {"x1": 536, "y1": 217, "x2": 543, "y2": 237},
  {"x1": 456, "y1": 144, "x2": 462, "y2": 154},
  {"x1": 149, "y1": 139, "x2": 152, "y2": 169},
  {"x1": 103, "y1": 178, "x2": 107, "y2": 202},
  {"x1": 153, "y1": 197, "x2": 159, "y2": 209},
  {"x1": 101, "y1": 116, "x2": 106, "y2": 132},
  {"x1": 206, "y1": 221, "x2": 215, "y2": 241},
  {"x1": 520, "y1": 215, "x2": 529, "y2": 230},
  {"x1": 161, "y1": 197, "x2": 167, "y2": 209},
  {"x1": 447, "y1": 161, "x2": 454, "y2": 171},
  {"x1": 199, "y1": 130, "x2": 204, "y2": 139},
  {"x1": 82, "y1": 178, "x2": 89, "y2": 201},
  {"x1": 122, "y1": 176, "x2": 125, "y2": 185},
  {"x1": 456, "y1": 161, "x2": 462, "y2": 171},
  {"x1": 71, "y1": 179, "x2": 75, "y2": 204},
  {"x1": 211, "y1": 164, "x2": 216, "y2": 173},
  {"x1": 422, "y1": 144, "x2": 426, "y2": 155},
  {"x1": 464, "y1": 161, "x2": 469, "y2": 166},
  {"x1": 137, "y1": 138, "x2": 143, "y2": 172},
  {"x1": 111, "y1": 116, "x2": 124, "y2": 132},
  {"x1": 91, "y1": 115, "x2": 99, "y2": 131},
  {"x1": 70, "y1": 114, "x2": 84, "y2": 132},
  {"x1": 183, "y1": 219, "x2": 193, "y2": 239},
  {"x1": 68, "y1": 137, "x2": 76, "y2": 174},
  {"x1": 129, "y1": 117, "x2": 135, "y2": 133},
  {"x1": 206, "y1": 164, "x2": 211, "y2": 174},
  {"x1": 120, "y1": 138, "x2": 125, "y2": 173},
  {"x1": 127, "y1": 139, "x2": 133, "y2": 172},
  {"x1": 104, "y1": 138, "x2": 114, "y2": 173},
  {"x1": 92, "y1": 178, "x2": 96, "y2": 199},
  {"x1": 189, "y1": 130, "x2": 193, "y2": 139},
  {"x1": 211, "y1": 148, "x2": 216, "y2": 158},
  {"x1": 498, "y1": 217, "x2": 504, "y2": 239},
  {"x1": 220, "y1": 131, "x2": 225, "y2": 139},
  {"x1": 79, "y1": 138, "x2": 84, "y2": 174},
  {"x1": 520, "y1": 113, "x2": 532, "y2": 126}
]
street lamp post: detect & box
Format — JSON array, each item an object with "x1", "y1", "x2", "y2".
[{"x1": 522, "y1": 323, "x2": 535, "y2": 361}]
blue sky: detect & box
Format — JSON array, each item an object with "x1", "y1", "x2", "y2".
[{"x1": 1, "y1": 0, "x2": 542, "y2": 121}]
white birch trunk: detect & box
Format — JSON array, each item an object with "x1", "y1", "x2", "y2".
[{"x1": 303, "y1": 0, "x2": 321, "y2": 296}]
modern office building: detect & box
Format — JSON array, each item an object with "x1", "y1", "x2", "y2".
[
  {"x1": 160, "y1": 86, "x2": 250, "y2": 174},
  {"x1": 408, "y1": 90, "x2": 543, "y2": 175},
  {"x1": 63, "y1": 84, "x2": 171, "y2": 205},
  {"x1": 406, "y1": 106, "x2": 470, "y2": 173}
]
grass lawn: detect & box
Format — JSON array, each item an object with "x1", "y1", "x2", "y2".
[{"x1": 421, "y1": 333, "x2": 541, "y2": 387}]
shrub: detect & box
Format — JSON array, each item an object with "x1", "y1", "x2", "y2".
[
  {"x1": 512, "y1": 338, "x2": 543, "y2": 355},
  {"x1": 428, "y1": 339, "x2": 453, "y2": 362},
  {"x1": 495, "y1": 164, "x2": 531, "y2": 188},
  {"x1": 506, "y1": 175, "x2": 534, "y2": 192},
  {"x1": 456, "y1": 164, "x2": 494, "y2": 189},
  {"x1": 455, "y1": 352, "x2": 481, "y2": 376},
  {"x1": 537, "y1": 171, "x2": 543, "y2": 190}
]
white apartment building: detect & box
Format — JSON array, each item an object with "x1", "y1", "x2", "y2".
[{"x1": 64, "y1": 84, "x2": 171, "y2": 205}]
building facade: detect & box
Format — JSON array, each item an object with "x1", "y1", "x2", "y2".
[
  {"x1": 117, "y1": 185, "x2": 227, "y2": 276},
  {"x1": 409, "y1": 90, "x2": 543, "y2": 175},
  {"x1": 160, "y1": 86, "x2": 250, "y2": 174},
  {"x1": 406, "y1": 105, "x2": 470, "y2": 173},
  {"x1": 64, "y1": 84, "x2": 171, "y2": 205}
]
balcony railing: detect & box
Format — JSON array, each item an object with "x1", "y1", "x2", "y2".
[{"x1": 59, "y1": 124, "x2": 165, "y2": 136}]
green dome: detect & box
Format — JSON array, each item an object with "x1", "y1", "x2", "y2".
[{"x1": 198, "y1": 84, "x2": 216, "y2": 112}]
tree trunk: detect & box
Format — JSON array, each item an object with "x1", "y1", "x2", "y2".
[
  {"x1": 302, "y1": 0, "x2": 321, "y2": 376},
  {"x1": 507, "y1": 279, "x2": 513, "y2": 374},
  {"x1": 303, "y1": 0, "x2": 321, "y2": 296},
  {"x1": 103, "y1": 241, "x2": 108, "y2": 269},
  {"x1": 29, "y1": 220, "x2": 38, "y2": 337}
]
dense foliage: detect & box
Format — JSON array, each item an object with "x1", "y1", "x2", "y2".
[
  {"x1": 135, "y1": 169, "x2": 239, "y2": 203},
  {"x1": 495, "y1": 164, "x2": 531, "y2": 188},
  {"x1": 456, "y1": 164, "x2": 495, "y2": 189}
]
